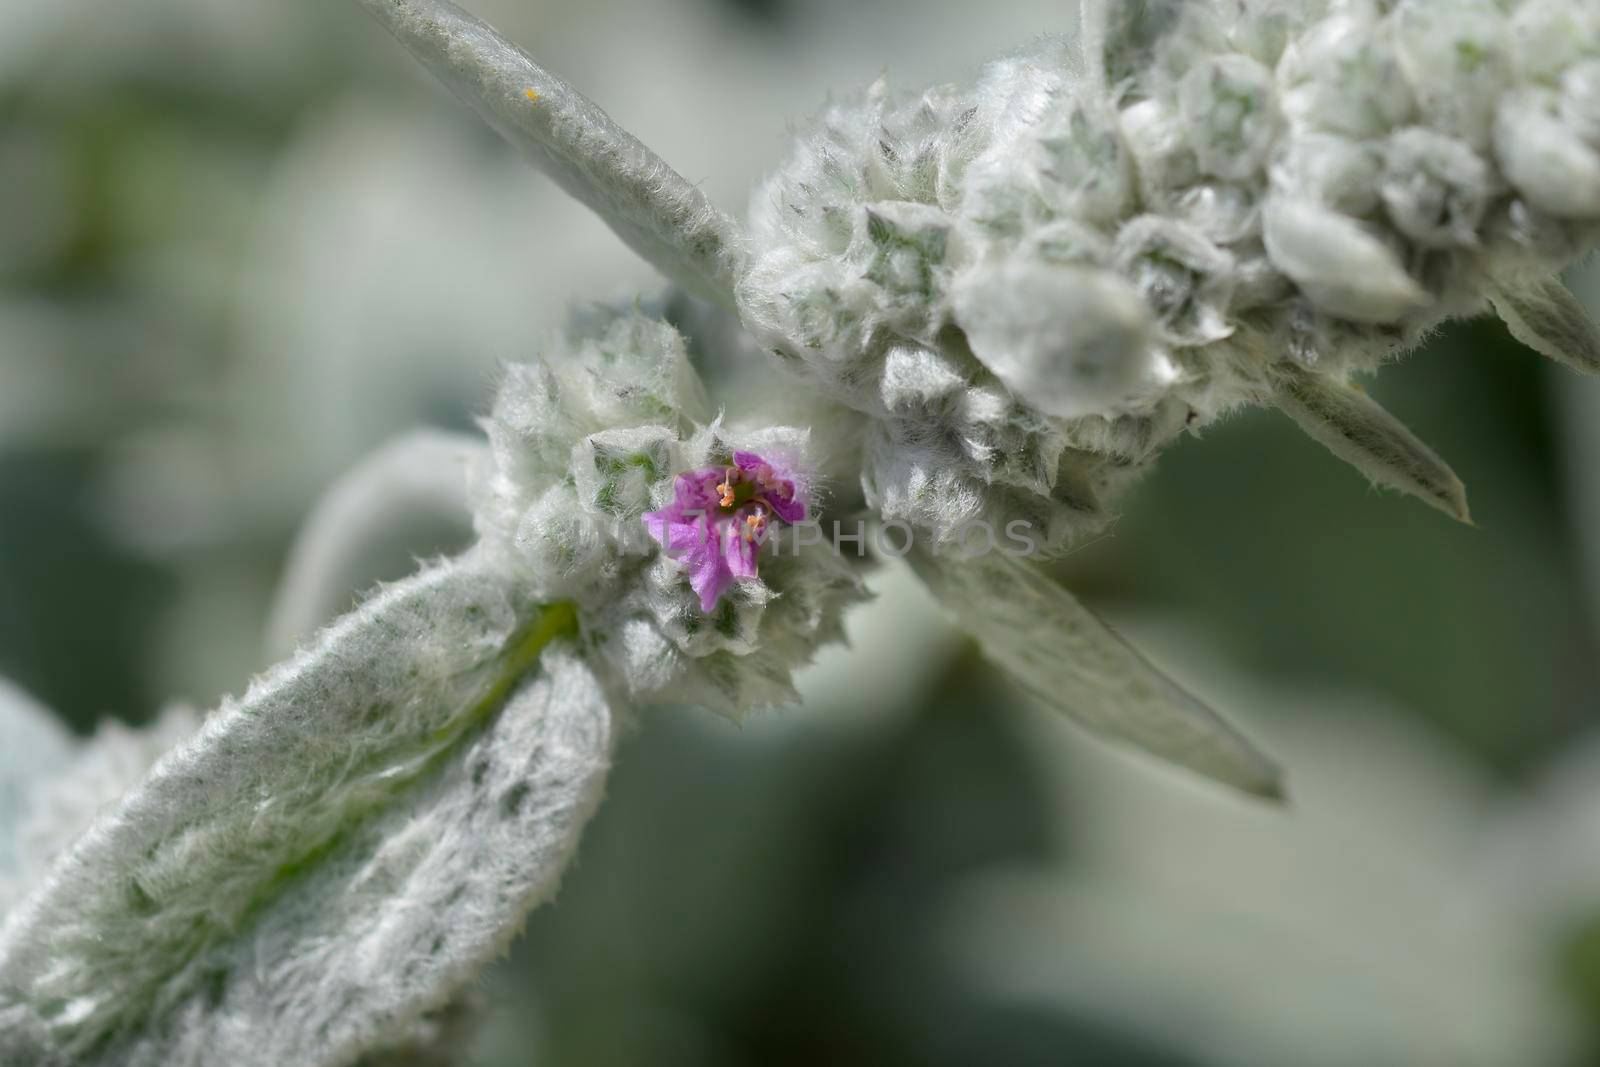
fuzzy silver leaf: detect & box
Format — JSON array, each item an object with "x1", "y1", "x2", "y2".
[
  {"x1": 907, "y1": 548, "x2": 1283, "y2": 799},
  {"x1": 359, "y1": 0, "x2": 744, "y2": 304},
  {"x1": 1271, "y1": 365, "x2": 1471, "y2": 523},
  {"x1": 0, "y1": 551, "x2": 612, "y2": 1067},
  {"x1": 1490, "y1": 276, "x2": 1600, "y2": 374}
]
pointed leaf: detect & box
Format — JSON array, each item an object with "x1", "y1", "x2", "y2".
[
  {"x1": 908, "y1": 548, "x2": 1283, "y2": 799},
  {"x1": 1271, "y1": 364, "x2": 1471, "y2": 523},
  {"x1": 0, "y1": 550, "x2": 611, "y2": 1067},
  {"x1": 359, "y1": 0, "x2": 744, "y2": 305},
  {"x1": 1490, "y1": 277, "x2": 1600, "y2": 375}
]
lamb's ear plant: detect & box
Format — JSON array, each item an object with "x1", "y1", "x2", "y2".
[{"x1": 3, "y1": 0, "x2": 1599, "y2": 1062}]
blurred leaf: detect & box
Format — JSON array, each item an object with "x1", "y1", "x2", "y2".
[
  {"x1": 359, "y1": 0, "x2": 744, "y2": 305},
  {"x1": 267, "y1": 429, "x2": 482, "y2": 659},
  {"x1": 909, "y1": 548, "x2": 1283, "y2": 798},
  {"x1": 1074, "y1": 319, "x2": 1598, "y2": 770}
]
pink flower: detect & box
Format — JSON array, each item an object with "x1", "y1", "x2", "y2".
[{"x1": 644, "y1": 451, "x2": 807, "y2": 612}]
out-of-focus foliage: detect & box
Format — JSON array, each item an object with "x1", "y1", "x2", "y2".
[
  {"x1": 1065, "y1": 317, "x2": 1600, "y2": 773},
  {"x1": 5, "y1": 0, "x2": 1600, "y2": 1063}
]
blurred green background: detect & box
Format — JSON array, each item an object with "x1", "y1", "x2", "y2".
[{"x1": 5, "y1": 0, "x2": 1600, "y2": 1064}]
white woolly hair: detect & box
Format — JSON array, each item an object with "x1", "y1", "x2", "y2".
[
  {"x1": 474, "y1": 305, "x2": 870, "y2": 716},
  {"x1": 739, "y1": 0, "x2": 1600, "y2": 540}
]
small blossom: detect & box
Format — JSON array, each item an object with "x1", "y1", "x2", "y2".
[{"x1": 643, "y1": 451, "x2": 806, "y2": 613}]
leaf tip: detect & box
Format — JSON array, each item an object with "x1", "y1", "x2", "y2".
[
  {"x1": 1240, "y1": 762, "x2": 1289, "y2": 805},
  {"x1": 1434, "y1": 472, "x2": 1473, "y2": 526}
]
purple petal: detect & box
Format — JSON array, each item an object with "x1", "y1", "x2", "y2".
[
  {"x1": 671, "y1": 520, "x2": 713, "y2": 556},
  {"x1": 759, "y1": 485, "x2": 805, "y2": 524},
  {"x1": 647, "y1": 455, "x2": 810, "y2": 613},
  {"x1": 723, "y1": 510, "x2": 764, "y2": 579},
  {"x1": 688, "y1": 552, "x2": 734, "y2": 613},
  {"x1": 732, "y1": 451, "x2": 806, "y2": 523},
  {"x1": 644, "y1": 507, "x2": 715, "y2": 558},
  {"x1": 646, "y1": 468, "x2": 726, "y2": 554},
  {"x1": 647, "y1": 503, "x2": 737, "y2": 613},
  {"x1": 673, "y1": 468, "x2": 724, "y2": 510}
]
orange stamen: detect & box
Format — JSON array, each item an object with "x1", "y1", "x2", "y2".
[{"x1": 743, "y1": 508, "x2": 767, "y2": 541}]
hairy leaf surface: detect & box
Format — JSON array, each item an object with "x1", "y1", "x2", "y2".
[
  {"x1": 360, "y1": 0, "x2": 744, "y2": 304},
  {"x1": 0, "y1": 551, "x2": 612, "y2": 1067},
  {"x1": 909, "y1": 549, "x2": 1283, "y2": 798}
]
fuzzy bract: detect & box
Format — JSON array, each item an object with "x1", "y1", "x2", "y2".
[
  {"x1": 740, "y1": 0, "x2": 1600, "y2": 549},
  {"x1": 475, "y1": 306, "x2": 865, "y2": 715}
]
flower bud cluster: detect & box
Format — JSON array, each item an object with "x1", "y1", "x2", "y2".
[
  {"x1": 474, "y1": 307, "x2": 866, "y2": 713},
  {"x1": 740, "y1": 0, "x2": 1600, "y2": 548}
]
